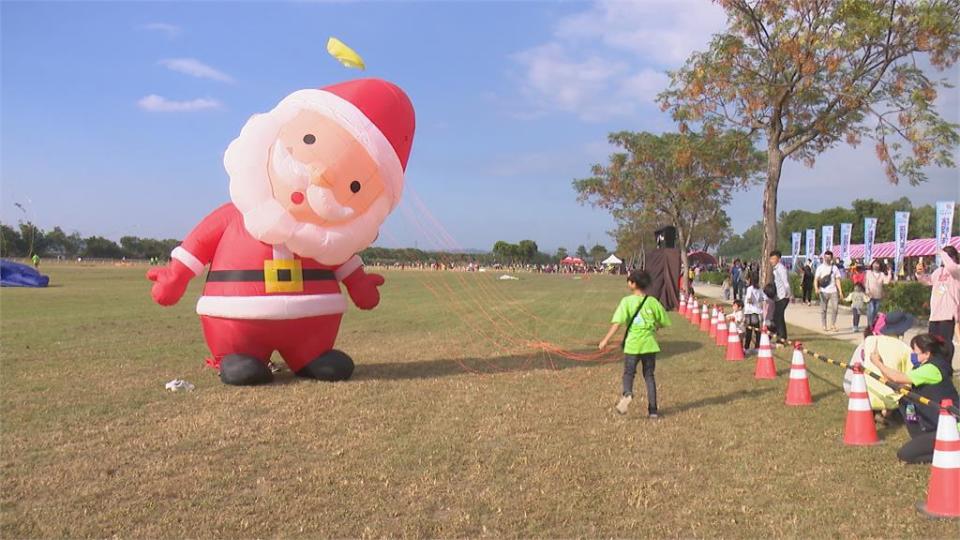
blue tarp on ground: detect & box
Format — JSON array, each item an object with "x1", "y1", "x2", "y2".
[{"x1": 1, "y1": 259, "x2": 50, "y2": 287}]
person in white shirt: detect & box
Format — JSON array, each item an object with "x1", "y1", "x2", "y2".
[
  {"x1": 743, "y1": 276, "x2": 765, "y2": 352},
  {"x1": 814, "y1": 250, "x2": 844, "y2": 332},
  {"x1": 769, "y1": 250, "x2": 792, "y2": 341}
]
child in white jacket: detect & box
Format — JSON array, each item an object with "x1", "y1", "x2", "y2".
[{"x1": 743, "y1": 277, "x2": 765, "y2": 353}]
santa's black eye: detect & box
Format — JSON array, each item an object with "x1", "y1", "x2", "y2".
[
  {"x1": 350, "y1": 181, "x2": 361, "y2": 193},
  {"x1": 303, "y1": 134, "x2": 316, "y2": 144}
]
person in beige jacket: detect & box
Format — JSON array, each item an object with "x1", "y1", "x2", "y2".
[{"x1": 864, "y1": 259, "x2": 892, "y2": 328}]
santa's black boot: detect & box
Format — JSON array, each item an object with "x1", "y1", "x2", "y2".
[
  {"x1": 219, "y1": 354, "x2": 274, "y2": 386},
  {"x1": 296, "y1": 350, "x2": 355, "y2": 381}
]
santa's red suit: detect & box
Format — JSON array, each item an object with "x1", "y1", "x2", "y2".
[
  {"x1": 147, "y1": 78, "x2": 415, "y2": 383},
  {"x1": 159, "y1": 202, "x2": 380, "y2": 372}
]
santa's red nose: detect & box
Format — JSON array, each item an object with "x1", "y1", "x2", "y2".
[{"x1": 290, "y1": 192, "x2": 305, "y2": 205}]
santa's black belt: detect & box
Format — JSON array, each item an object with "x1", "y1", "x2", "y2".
[{"x1": 206, "y1": 269, "x2": 336, "y2": 282}]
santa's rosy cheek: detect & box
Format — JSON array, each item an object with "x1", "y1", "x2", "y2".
[{"x1": 290, "y1": 192, "x2": 305, "y2": 205}]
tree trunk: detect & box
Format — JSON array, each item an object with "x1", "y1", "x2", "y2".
[
  {"x1": 677, "y1": 226, "x2": 689, "y2": 292},
  {"x1": 761, "y1": 145, "x2": 785, "y2": 285}
]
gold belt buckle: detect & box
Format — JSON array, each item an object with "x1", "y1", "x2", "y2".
[{"x1": 263, "y1": 259, "x2": 303, "y2": 293}]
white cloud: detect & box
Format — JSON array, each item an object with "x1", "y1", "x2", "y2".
[
  {"x1": 727, "y1": 143, "x2": 960, "y2": 233},
  {"x1": 487, "y1": 139, "x2": 616, "y2": 177},
  {"x1": 554, "y1": 0, "x2": 727, "y2": 65},
  {"x1": 618, "y1": 69, "x2": 671, "y2": 104},
  {"x1": 511, "y1": 0, "x2": 728, "y2": 122},
  {"x1": 137, "y1": 95, "x2": 222, "y2": 112},
  {"x1": 159, "y1": 58, "x2": 234, "y2": 83},
  {"x1": 141, "y1": 22, "x2": 181, "y2": 39},
  {"x1": 513, "y1": 43, "x2": 633, "y2": 121}
]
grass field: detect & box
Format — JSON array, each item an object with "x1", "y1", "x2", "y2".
[{"x1": 1, "y1": 265, "x2": 957, "y2": 538}]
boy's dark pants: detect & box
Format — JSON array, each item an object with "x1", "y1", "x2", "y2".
[{"x1": 623, "y1": 353, "x2": 657, "y2": 413}]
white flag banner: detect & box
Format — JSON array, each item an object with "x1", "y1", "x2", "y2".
[
  {"x1": 864, "y1": 218, "x2": 878, "y2": 264},
  {"x1": 805, "y1": 228, "x2": 816, "y2": 261},
  {"x1": 935, "y1": 201, "x2": 955, "y2": 267},
  {"x1": 894, "y1": 211, "x2": 910, "y2": 276},
  {"x1": 791, "y1": 232, "x2": 802, "y2": 265},
  {"x1": 840, "y1": 223, "x2": 853, "y2": 265},
  {"x1": 821, "y1": 225, "x2": 834, "y2": 255}
]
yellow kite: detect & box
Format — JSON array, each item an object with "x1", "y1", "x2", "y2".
[{"x1": 326, "y1": 37, "x2": 365, "y2": 70}]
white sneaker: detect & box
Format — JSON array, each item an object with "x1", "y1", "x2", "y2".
[{"x1": 616, "y1": 395, "x2": 632, "y2": 415}]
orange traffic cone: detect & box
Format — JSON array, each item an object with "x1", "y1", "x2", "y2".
[
  {"x1": 678, "y1": 293, "x2": 687, "y2": 315},
  {"x1": 715, "y1": 313, "x2": 728, "y2": 347},
  {"x1": 754, "y1": 327, "x2": 776, "y2": 380},
  {"x1": 709, "y1": 307, "x2": 719, "y2": 338},
  {"x1": 687, "y1": 297, "x2": 695, "y2": 321},
  {"x1": 843, "y1": 360, "x2": 880, "y2": 445},
  {"x1": 785, "y1": 345, "x2": 813, "y2": 406},
  {"x1": 699, "y1": 304, "x2": 711, "y2": 332},
  {"x1": 689, "y1": 299, "x2": 699, "y2": 324},
  {"x1": 917, "y1": 399, "x2": 960, "y2": 519},
  {"x1": 725, "y1": 321, "x2": 745, "y2": 361}
]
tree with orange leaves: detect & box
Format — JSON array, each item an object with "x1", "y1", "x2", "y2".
[
  {"x1": 573, "y1": 131, "x2": 763, "y2": 289},
  {"x1": 659, "y1": 0, "x2": 960, "y2": 283}
]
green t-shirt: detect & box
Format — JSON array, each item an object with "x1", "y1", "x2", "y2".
[
  {"x1": 908, "y1": 363, "x2": 943, "y2": 386},
  {"x1": 611, "y1": 295, "x2": 671, "y2": 355}
]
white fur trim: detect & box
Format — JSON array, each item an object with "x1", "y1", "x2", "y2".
[
  {"x1": 196, "y1": 294, "x2": 347, "y2": 320},
  {"x1": 171, "y1": 247, "x2": 204, "y2": 276},
  {"x1": 335, "y1": 256, "x2": 364, "y2": 281},
  {"x1": 272, "y1": 244, "x2": 293, "y2": 259}
]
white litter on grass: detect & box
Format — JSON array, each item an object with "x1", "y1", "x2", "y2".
[
  {"x1": 165, "y1": 379, "x2": 195, "y2": 392},
  {"x1": 498, "y1": 274, "x2": 519, "y2": 281}
]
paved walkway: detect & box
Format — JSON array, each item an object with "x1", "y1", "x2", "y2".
[{"x1": 693, "y1": 283, "x2": 960, "y2": 370}]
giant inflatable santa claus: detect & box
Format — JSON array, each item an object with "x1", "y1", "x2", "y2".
[{"x1": 147, "y1": 79, "x2": 415, "y2": 386}]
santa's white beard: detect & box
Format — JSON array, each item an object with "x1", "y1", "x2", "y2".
[
  {"x1": 225, "y1": 94, "x2": 402, "y2": 266},
  {"x1": 283, "y1": 195, "x2": 390, "y2": 265},
  {"x1": 230, "y1": 127, "x2": 390, "y2": 265},
  {"x1": 270, "y1": 141, "x2": 355, "y2": 222}
]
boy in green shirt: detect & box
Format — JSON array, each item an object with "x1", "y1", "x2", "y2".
[{"x1": 599, "y1": 270, "x2": 671, "y2": 418}]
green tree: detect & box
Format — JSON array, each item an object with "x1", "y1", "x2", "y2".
[
  {"x1": 83, "y1": 236, "x2": 123, "y2": 259},
  {"x1": 120, "y1": 236, "x2": 145, "y2": 259},
  {"x1": 0, "y1": 223, "x2": 24, "y2": 257},
  {"x1": 690, "y1": 207, "x2": 732, "y2": 253},
  {"x1": 660, "y1": 0, "x2": 960, "y2": 283},
  {"x1": 589, "y1": 244, "x2": 609, "y2": 263},
  {"x1": 492, "y1": 240, "x2": 520, "y2": 263},
  {"x1": 17, "y1": 222, "x2": 45, "y2": 256},
  {"x1": 574, "y1": 130, "x2": 762, "y2": 288},
  {"x1": 555, "y1": 247, "x2": 569, "y2": 261},
  {"x1": 718, "y1": 220, "x2": 765, "y2": 261},
  {"x1": 517, "y1": 240, "x2": 539, "y2": 262},
  {"x1": 575, "y1": 245, "x2": 589, "y2": 260}
]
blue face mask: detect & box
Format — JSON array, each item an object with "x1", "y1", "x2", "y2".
[{"x1": 909, "y1": 353, "x2": 920, "y2": 368}]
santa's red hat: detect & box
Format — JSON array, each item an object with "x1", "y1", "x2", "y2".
[
  {"x1": 225, "y1": 78, "x2": 415, "y2": 220},
  {"x1": 323, "y1": 79, "x2": 415, "y2": 172},
  {"x1": 283, "y1": 79, "x2": 415, "y2": 208}
]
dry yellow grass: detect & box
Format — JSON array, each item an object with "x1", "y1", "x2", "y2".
[{"x1": 1, "y1": 266, "x2": 958, "y2": 538}]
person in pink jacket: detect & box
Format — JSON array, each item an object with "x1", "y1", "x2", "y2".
[{"x1": 915, "y1": 245, "x2": 960, "y2": 359}]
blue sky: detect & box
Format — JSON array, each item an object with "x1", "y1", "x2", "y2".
[{"x1": 2, "y1": 1, "x2": 958, "y2": 253}]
